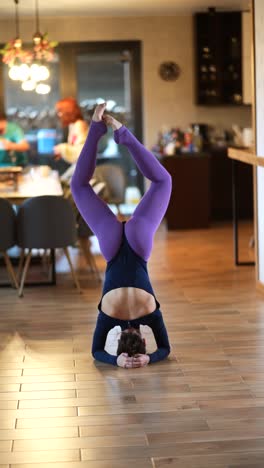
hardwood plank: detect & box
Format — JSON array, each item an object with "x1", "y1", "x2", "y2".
[
  {"x1": 0, "y1": 384, "x2": 20, "y2": 392},
  {"x1": 199, "y1": 398, "x2": 264, "y2": 410},
  {"x1": 18, "y1": 395, "x2": 137, "y2": 409},
  {"x1": 147, "y1": 427, "x2": 264, "y2": 445},
  {"x1": 16, "y1": 414, "x2": 141, "y2": 429},
  {"x1": 21, "y1": 359, "x2": 75, "y2": 368},
  {"x1": 0, "y1": 440, "x2": 12, "y2": 451},
  {"x1": 79, "y1": 440, "x2": 264, "y2": 460},
  {"x1": 0, "y1": 426, "x2": 78, "y2": 440},
  {"x1": 135, "y1": 390, "x2": 252, "y2": 403},
  {"x1": 81, "y1": 446, "x2": 150, "y2": 461},
  {"x1": 10, "y1": 460, "x2": 152, "y2": 468},
  {"x1": 78, "y1": 401, "x2": 199, "y2": 416},
  {"x1": 142, "y1": 420, "x2": 209, "y2": 434},
  {"x1": 0, "y1": 419, "x2": 16, "y2": 430},
  {"x1": 22, "y1": 368, "x2": 78, "y2": 376},
  {"x1": 0, "y1": 370, "x2": 22, "y2": 377},
  {"x1": 2, "y1": 390, "x2": 76, "y2": 400},
  {"x1": 207, "y1": 417, "x2": 264, "y2": 431},
  {"x1": 0, "y1": 407, "x2": 77, "y2": 419},
  {"x1": 153, "y1": 452, "x2": 264, "y2": 467},
  {"x1": 21, "y1": 380, "x2": 133, "y2": 391},
  {"x1": 13, "y1": 435, "x2": 147, "y2": 451},
  {"x1": 0, "y1": 450, "x2": 80, "y2": 464},
  {"x1": 79, "y1": 424, "x2": 145, "y2": 437},
  {"x1": 0, "y1": 375, "x2": 76, "y2": 384},
  {"x1": 0, "y1": 400, "x2": 18, "y2": 409}
]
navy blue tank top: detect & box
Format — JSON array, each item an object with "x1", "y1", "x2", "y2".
[{"x1": 99, "y1": 222, "x2": 157, "y2": 308}]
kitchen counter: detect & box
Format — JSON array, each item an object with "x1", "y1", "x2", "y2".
[{"x1": 161, "y1": 153, "x2": 210, "y2": 229}]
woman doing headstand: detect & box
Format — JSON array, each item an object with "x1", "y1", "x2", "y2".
[{"x1": 71, "y1": 103, "x2": 172, "y2": 368}]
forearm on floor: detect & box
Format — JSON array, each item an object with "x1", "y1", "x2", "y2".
[
  {"x1": 92, "y1": 349, "x2": 117, "y2": 366},
  {"x1": 147, "y1": 346, "x2": 170, "y2": 364},
  {"x1": 148, "y1": 313, "x2": 171, "y2": 363}
]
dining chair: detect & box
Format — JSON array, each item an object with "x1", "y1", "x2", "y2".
[
  {"x1": 63, "y1": 181, "x2": 105, "y2": 282},
  {"x1": 0, "y1": 198, "x2": 19, "y2": 289},
  {"x1": 94, "y1": 164, "x2": 126, "y2": 216},
  {"x1": 16, "y1": 195, "x2": 81, "y2": 297}
]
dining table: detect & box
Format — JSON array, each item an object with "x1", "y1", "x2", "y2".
[
  {"x1": 0, "y1": 165, "x2": 63, "y2": 287},
  {"x1": 0, "y1": 165, "x2": 63, "y2": 204}
]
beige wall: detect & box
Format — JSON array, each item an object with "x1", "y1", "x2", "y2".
[{"x1": 0, "y1": 15, "x2": 252, "y2": 146}]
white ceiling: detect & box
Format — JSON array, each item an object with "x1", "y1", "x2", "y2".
[{"x1": 0, "y1": 0, "x2": 251, "y2": 17}]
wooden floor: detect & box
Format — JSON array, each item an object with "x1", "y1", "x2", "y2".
[{"x1": 1, "y1": 221, "x2": 264, "y2": 468}]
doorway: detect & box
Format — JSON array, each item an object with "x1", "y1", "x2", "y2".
[{"x1": 59, "y1": 41, "x2": 143, "y2": 191}]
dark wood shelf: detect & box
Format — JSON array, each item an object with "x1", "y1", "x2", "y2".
[{"x1": 194, "y1": 11, "x2": 242, "y2": 106}]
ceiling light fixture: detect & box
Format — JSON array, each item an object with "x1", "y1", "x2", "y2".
[
  {"x1": 0, "y1": 0, "x2": 57, "y2": 95},
  {"x1": 35, "y1": 83, "x2": 51, "y2": 94}
]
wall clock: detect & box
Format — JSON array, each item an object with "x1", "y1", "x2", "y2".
[{"x1": 159, "y1": 62, "x2": 181, "y2": 81}]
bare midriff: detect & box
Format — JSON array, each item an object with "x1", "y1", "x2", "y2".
[{"x1": 100, "y1": 287, "x2": 156, "y2": 320}]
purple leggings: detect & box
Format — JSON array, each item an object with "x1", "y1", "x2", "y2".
[{"x1": 71, "y1": 121, "x2": 172, "y2": 262}]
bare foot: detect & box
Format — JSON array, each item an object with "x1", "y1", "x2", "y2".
[
  {"x1": 92, "y1": 103, "x2": 107, "y2": 122},
  {"x1": 103, "y1": 114, "x2": 123, "y2": 131}
]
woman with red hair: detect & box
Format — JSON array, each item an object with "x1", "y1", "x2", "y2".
[{"x1": 54, "y1": 97, "x2": 89, "y2": 164}]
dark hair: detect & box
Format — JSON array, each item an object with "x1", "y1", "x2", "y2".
[
  {"x1": 117, "y1": 328, "x2": 146, "y2": 357},
  {"x1": 0, "y1": 111, "x2": 7, "y2": 121}
]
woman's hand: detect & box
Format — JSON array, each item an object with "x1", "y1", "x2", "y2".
[
  {"x1": 117, "y1": 353, "x2": 150, "y2": 368},
  {"x1": 131, "y1": 354, "x2": 150, "y2": 367},
  {"x1": 117, "y1": 353, "x2": 133, "y2": 368},
  {"x1": 53, "y1": 145, "x2": 62, "y2": 160}
]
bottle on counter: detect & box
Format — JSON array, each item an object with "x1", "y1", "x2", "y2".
[
  {"x1": 192, "y1": 125, "x2": 203, "y2": 152},
  {"x1": 157, "y1": 131, "x2": 166, "y2": 154},
  {"x1": 182, "y1": 127, "x2": 194, "y2": 153}
]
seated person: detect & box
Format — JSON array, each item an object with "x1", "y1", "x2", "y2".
[{"x1": 0, "y1": 112, "x2": 29, "y2": 166}]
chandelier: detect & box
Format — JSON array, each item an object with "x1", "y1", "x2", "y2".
[{"x1": 0, "y1": 0, "x2": 58, "y2": 94}]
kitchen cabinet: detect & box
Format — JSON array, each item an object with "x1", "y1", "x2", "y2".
[
  {"x1": 162, "y1": 154, "x2": 210, "y2": 229},
  {"x1": 195, "y1": 11, "x2": 243, "y2": 105}
]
